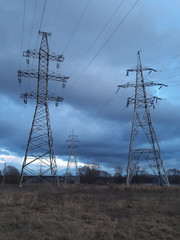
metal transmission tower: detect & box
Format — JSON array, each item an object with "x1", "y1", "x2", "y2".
[
  {"x1": 18, "y1": 31, "x2": 69, "y2": 186},
  {"x1": 117, "y1": 51, "x2": 169, "y2": 186},
  {"x1": 65, "y1": 130, "x2": 80, "y2": 183}
]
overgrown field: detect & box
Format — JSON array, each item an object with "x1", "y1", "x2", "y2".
[{"x1": 0, "y1": 184, "x2": 179, "y2": 240}]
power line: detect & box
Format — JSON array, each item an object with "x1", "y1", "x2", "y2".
[
  {"x1": 151, "y1": 54, "x2": 180, "y2": 67},
  {"x1": 19, "y1": 0, "x2": 27, "y2": 69},
  {"x1": 150, "y1": 74, "x2": 180, "y2": 83},
  {"x1": 62, "y1": 1, "x2": 137, "y2": 146},
  {"x1": 34, "y1": 0, "x2": 47, "y2": 50},
  {"x1": 39, "y1": 0, "x2": 47, "y2": 31},
  {"x1": 63, "y1": 0, "x2": 140, "y2": 96},
  {"x1": 68, "y1": 0, "x2": 125, "y2": 77},
  {"x1": 31, "y1": 0, "x2": 47, "y2": 71},
  {"x1": 63, "y1": 0, "x2": 92, "y2": 54},
  {"x1": 28, "y1": 0, "x2": 38, "y2": 48},
  {"x1": 65, "y1": 81, "x2": 127, "y2": 148},
  {"x1": 84, "y1": 108, "x2": 132, "y2": 146},
  {"x1": 142, "y1": 30, "x2": 179, "y2": 52},
  {"x1": 63, "y1": 85, "x2": 129, "y2": 147},
  {"x1": 51, "y1": 0, "x2": 64, "y2": 33},
  {"x1": 166, "y1": 96, "x2": 180, "y2": 99},
  {"x1": 159, "y1": 66, "x2": 180, "y2": 72},
  {"x1": 77, "y1": 88, "x2": 132, "y2": 146},
  {"x1": 83, "y1": 88, "x2": 131, "y2": 146}
]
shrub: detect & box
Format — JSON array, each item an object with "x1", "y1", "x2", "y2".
[{"x1": 4, "y1": 165, "x2": 20, "y2": 184}]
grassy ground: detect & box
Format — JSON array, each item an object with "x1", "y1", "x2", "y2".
[{"x1": 0, "y1": 184, "x2": 179, "y2": 240}]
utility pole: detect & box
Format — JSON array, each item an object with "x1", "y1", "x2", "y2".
[
  {"x1": 117, "y1": 51, "x2": 169, "y2": 186},
  {"x1": 65, "y1": 130, "x2": 80, "y2": 183},
  {"x1": 18, "y1": 31, "x2": 69, "y2": 186},
  {"x1": 2, "y1": 162, "x2": 6, "y2": 184},
  {"x1": 39, "y1": 161, "x2": 44, "y2": 176}
]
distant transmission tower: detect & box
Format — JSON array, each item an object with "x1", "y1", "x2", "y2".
[
  {"x1": 65, "y1": 130, "x2": 80, "y2": 183},
  {"x1": 18, "y1": 31, "x2": 69, "y2": 186},
  {"x1": 117, "y1": 51, "x2": 169, "y2": 186}
]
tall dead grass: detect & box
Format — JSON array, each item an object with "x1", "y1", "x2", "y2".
[{"x1": 0, "y1": 184, "x2": 179, "y2": 240}]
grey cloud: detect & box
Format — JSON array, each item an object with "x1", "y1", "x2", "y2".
[{"x1": 0, "y1": 0, "x2": 180, "y2": 172}]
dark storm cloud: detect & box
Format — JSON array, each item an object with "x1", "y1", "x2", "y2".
[{"x1": 0, "y1": 0, "x2": 180, "y2": 172}]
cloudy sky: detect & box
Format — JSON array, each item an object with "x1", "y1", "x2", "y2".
[{"x1": 0, "y1": 0, "x2": 180, "y2": 175}]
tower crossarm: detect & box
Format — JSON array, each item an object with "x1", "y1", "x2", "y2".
[
  {"x1": 127, "y1": 96, "x2": 163, "y2": 108},
  {"x1": 23, "y1": 50, "x2": 38, "y2": 59},
  {"x1": 18, "y1": 70, "x2": 69, "y2": 82},
  {"x1": 127, "y1": 67, "x2": 157, "y2": 73},
  {"x1": 69, "y1": 133, "x2": 78, "y2": 138},
  {"x1": 18, "y1": 70, "x2": 38, "y2": 79},
  {"x1": 117, "y1": 82, "x2": 136, "y2": 88},
  {"x1": 66, "y1": 139, "x2": 80, "y2": 142},
  {"x1": 132, "y1": 148, "x2": 158, "y2": 153},
  {"x1": 23, "y1": 50, "x2": 65, "y2": 63},
  {"x1": 49, "y1": 53, "x2": 64, "y2": 62},
  {"x1": 144, "y1": 82, "x2": 168, "y2": 87},
  {"x1": 117, "y1": 82, "x2": 167, "y2": 90},
  {"x1": 20, "y1": 92, "x2": 64, "y2": 103},
  {"x1": 47, "y1": 95, "x2": 64, "y2": 102}
]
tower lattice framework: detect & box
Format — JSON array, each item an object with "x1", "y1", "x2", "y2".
[
  {"x1": 65, "y1": 130, "x2": 80, "y2": 183},
  {"x1": 18, "y1": 31, "x2": 69, "y2": 186},
  {"x1": 118, "y1": 51, "x2": 169, "y2": 186}
]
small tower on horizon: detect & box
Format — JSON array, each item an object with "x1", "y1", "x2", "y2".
[{"x1": 65, "y1": 130, "x2": 80, "y2": 183}]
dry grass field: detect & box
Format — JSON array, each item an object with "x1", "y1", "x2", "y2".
[{"x1": 0, "y1": 184, "x2": 179, "y2": 240}]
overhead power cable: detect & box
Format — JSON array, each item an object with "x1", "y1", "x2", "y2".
[
  {"x1": 69, "y1": 0, "x2": 125, "y2": 77},
  {"x1": 51, "y1": 0, "x2": 64, "y2": 33},
  {"x1": 30, "y1": 0, "x2": 47, "y2": 71},
  {"x1": 19, "y1": 0, "x2": 27, "y2": 69},
  {"x1": 151, "y1": 54, "x2": 180, "y2": 67},
  {"x1": 75, "y1": 86, "x2": 130, "y2": 147},
  {"x1": 159, "y1": 66, "x2": 180, "y2": 72},
  {"x1": 63, "y1": 0, "x2": 140, "y2": 96},
  {"x1": 28, "y1": 0, "x2": 38, "y2": 49},
  {"x1": 149, "y1": 73, "x2": 180, "y2": 83},
  {"x1": 34, "y1": 0, "x2": 47, "y2": 50},
  {"x1": 39, "y1": 0, "x2": 47, "y2": 31},
  {"x1": 63, "y1": 0, "x2": 92, "y2": 54},
  {"x1": 165, "y1": 97, "x2": 180, "y2": 101},
  {"x1": 142, "y1": 30, "x2": 179, "y2": 52},
  {"x1": 84, "y1": 108, "x2": 132, "y2": 147}
]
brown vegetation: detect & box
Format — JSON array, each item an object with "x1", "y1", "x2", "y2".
[
  {"x1": 0, "y1": 184, "x2": 179, "y2": 240},
  {"x1": 3, "y1": 165, "x2": 20, "y2": 184}
]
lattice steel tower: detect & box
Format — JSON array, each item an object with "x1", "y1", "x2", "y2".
[
  {"x1": 18, "y1": 31, "x2": 69, "y2": 186},
  {"x1": 65, "y1": 130, "x2": 80, "y2": 183},
  {"x1": 118, "y1": 51, "x2": 169, "y2": 186}
]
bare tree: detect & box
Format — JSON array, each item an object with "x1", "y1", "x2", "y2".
[
  {"x1": 114, "y1": 165, "x2": 124, "y2": 183},
  {"x1": 134, "y1": 165, "x2": 147, "y2": 176},
  {"x1": 167, "y1": 168, "x2": 180, "y2": 176},
  {"x1": 167, "y1": 168, "x2": 180, "y2": 184},
  {"x1": 4, "y1": 165, "x2": 20, "y2": 184},
  {"x1": 79, "y1": 163, "x2": 102, "y2": 184},
  {"x1": 114, "y1": 166, "x2": 123, "y2": 177}
]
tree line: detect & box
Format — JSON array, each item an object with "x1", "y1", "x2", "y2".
[
  {"x1": 79, "y1": 163, "x2": 180, "y2": 185},
  {"x1": 0, "y1": 164, "x2": 180, "y2": 184}
]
